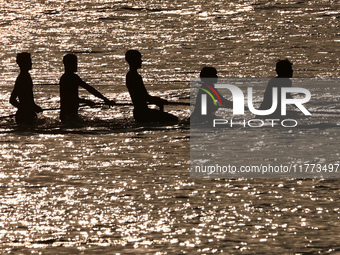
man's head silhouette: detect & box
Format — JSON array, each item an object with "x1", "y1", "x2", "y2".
[
  {"x1": 16, "y1": 52, "x2": 32, "y2": 71},
  {"x1": 200, "y1": 67, "x2": 218, "y2": 85},
  {"x1": 63, "y1": 53, "x2": 78, "y2": 73},
  {"x1": 276, "y1": 59, "x2": 293, "y2": 78},
  {"x1": 125, "y1": 50, "x2": 142, "y2": 69}
]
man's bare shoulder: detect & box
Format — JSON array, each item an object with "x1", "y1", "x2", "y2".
[
  {"x1": 126, "y1": 70, "x2": 141, "y2": 78},
  {"x1": 126, "y1": 71, "x2": 142, "y2": 85},
  {"x1": 15, "y1": 72, "x2": 32, "y2": 88},
  {"x1": 60, "y1": 72, "x2": 83, "y2": 84}
]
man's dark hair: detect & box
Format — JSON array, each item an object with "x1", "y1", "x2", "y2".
[
  {"x1": 125, "y1": 50, "x2": 141, "y2": 65},
  {"x1": 200, "y1": 67, "x2": 217, "y2": 78},
  {"x1": 63, "y1": 53, "x2": 77, "y2": 66},
  {"x1": 16, "y1": 52, "x2": 31, "y2": 67},
  {"x1": 276, "y1": 59, "x2": 292, "y2": 72}
]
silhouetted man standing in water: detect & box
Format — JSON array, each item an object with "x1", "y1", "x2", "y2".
[
  {"x1": 125, "y1": 50, "x2": 178, "y2": 123},
  {"x1": 59, "y1": 54, "x2": 114, "y2": 123},
  {"x1": 258, "y1": 59, "x2": 294, "y2": 118},
  {"x1": 10, "y1": 52, "x2": 43, "y2": 125},
  {"x1": 191, "y1": 67, "x2": 233, "y2": 123}
]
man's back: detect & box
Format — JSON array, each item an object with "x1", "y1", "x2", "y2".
[
  {"x1": 59, "y1": 72, "x2": 81, "y2": 121},
  {"x1": 126, "y1": 70, "x2": 149, "y2": 111},
  {"x1": 259, "y1": 78, "x2": 292, "y2": 117},
  {"x1": 124, "y1": 49, "x2": 178, "y2": 123},
  {"x1": 14, "y1": 72, "x2": 35, "y2": 109}
]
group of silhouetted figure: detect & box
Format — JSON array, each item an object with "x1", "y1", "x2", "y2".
[
  {"x1": 9, "y1": 50, "x2": 294, "y2": 126},
  {"x1": 10, "y1": 50, "x2": 180, "y2": 126},
  {"x1": 191, "y1": 59, "x2": 294, "y2": 122}
]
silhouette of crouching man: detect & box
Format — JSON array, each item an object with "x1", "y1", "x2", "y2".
[{"x1": 125, "y1": 50, "x2": 178, "y2": 123}]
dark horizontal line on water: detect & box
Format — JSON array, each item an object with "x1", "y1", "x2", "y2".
[
  {"x1": 61, "y1": 50, "x2": 116, "y2": 54},
  {"x1": 98, "y1": 17, "x2": 130, "y2": 21},
  {"x1": 37, "y1": 83, "x2": 59, "y2": 86},
  {"x1": 252, "y1": 4, "x2": 303, "y2": 10},
  {"x1": 0, "y1": 100, "x2": 190, "y2": 120},
  {"x1": 0, "y1": 120, "x2": 190, "y2": 135},
  {"x1": 42, "y1": 10, "x2": 59, "y2": 15},
  {"x1": 115, "y1": 7, "x2": 163, "y2": 12},
  {"x1": 70, "y1": 6, "x2": 167, "y2": 13},
  {"x1": 36, "y1": 81, "x2": 189, "y2": 86},
  {"x1": 69, "y1": 6, "x2": 165, "y2": 11}
]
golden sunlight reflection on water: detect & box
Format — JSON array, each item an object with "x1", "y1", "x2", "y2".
[{"x1": 0, "y1": 0, "x2": 339, "y2": 254}]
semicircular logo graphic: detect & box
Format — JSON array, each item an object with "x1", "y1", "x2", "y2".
[{"x1": 198, "y1": 82, "x2": 223, "y2": 106}]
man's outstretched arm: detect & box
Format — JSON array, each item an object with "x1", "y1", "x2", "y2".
[{"x1": 79, "y1": 79, "x2": 115, "y2": 105}]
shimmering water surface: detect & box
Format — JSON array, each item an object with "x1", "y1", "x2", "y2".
[{"x1": 0, "y1": 0, "x2": 339, "y2": 254}]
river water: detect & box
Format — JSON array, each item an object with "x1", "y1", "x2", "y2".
[{"x1": 0, "y1": 0, "x2": 339, "y2": 254}]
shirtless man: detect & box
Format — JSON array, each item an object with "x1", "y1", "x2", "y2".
[
  {"x1": 125, "y1": 50, "x2": 178, "y2": 123},
  {"x1": 59, "y1": 53, "x2": 114, "y2": 123},
  {"x1": 191, "y1": 66, "x2": 233, "y2": 122},
  {"x1": 258, "y1": 59, "x2": 293, "y2": 118},
  {"x1": 10, "y1": 52, "x2": 43, "y2": 125}
]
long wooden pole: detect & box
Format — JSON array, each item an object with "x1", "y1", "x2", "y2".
[{"x1": 0, "y1": 101, "x2": 191, "y2": 120}]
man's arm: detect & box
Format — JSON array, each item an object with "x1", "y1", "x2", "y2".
[
  {"x1": 79, "y1": 78, "x2": 114, "y2": 105},
  {"x1": 9, "y1": 87, "x2": 20, "y2": 108},
  {"x1": 147, "y1": 95, "x2": 168, "y2": 107}
]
